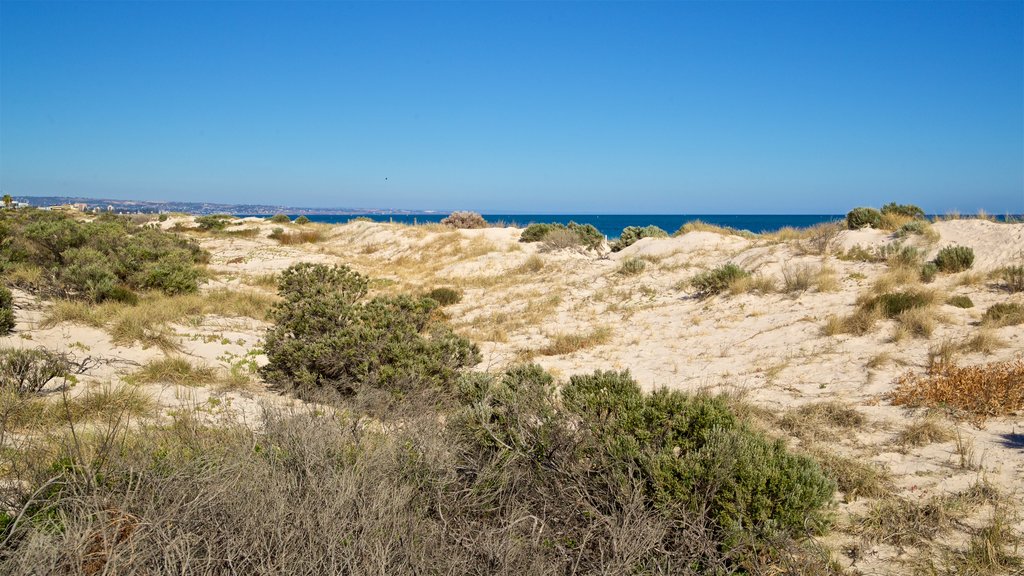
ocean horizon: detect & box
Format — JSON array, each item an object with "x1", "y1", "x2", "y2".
[{"x1": 245, "y1": 214, "x2": 849, "y2": 238}]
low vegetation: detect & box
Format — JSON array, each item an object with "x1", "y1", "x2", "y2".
[
  {"x1": 982, "y1": 302, "x2": 1024, "y2": 327},
  {"x1": 946, "y1": 295, "x2": 974, "y2": 308},
  {"x1": 889, "y1": 359, "x2": 1024, "y2": 421},
  {"x1": 846, "y1": 207, "x2": 883, "y2": 230},
  {"x1": 269, "y1": 227, "x2": 326, "y2": 244},
  {"x1": 934, "y1": 245, "x2": 975, "y2": 273},
  {"x1": 424, "y1": 287, "x2": 462, "y2": 306},
  {"x1": 690, "y1": 263, "x2": 750, "y2": 298},
  {"x1": 520, "y1": 221, "x2": 604, "y2": 251},
  {"x1": 617, "y1": 257, "x2": 646, "y2": 276},
  {"x1": 538, "y1": 326, "x2": 612, "y2": 355},
  {"x1": 610, "y1": 225, "x2": 667, "y2": 252},
  {"x1": 269, "y1": 213, "x2": 291, "y2": 224},
  {"x1": 998, "y1": 263, "x2": 1024, "y2": 292},
  {"x1": 440, "y1": 211, "x2": 487, "y2": 229},
  {"x1": 0, "y1": 286, "x2": 13, "y2": 334},
  {"x1": 0, "y1": 208, "x2": 206, "y2": 302},
  {"x1": 0, "y1": 347, "x2": 71, "y2": 395}
]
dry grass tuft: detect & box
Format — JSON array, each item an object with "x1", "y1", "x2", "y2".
[
  {"x1": 271, "y1": 228, "x2": 327, "y2": 244},
  {"x1": 674, "y1": 220, "x2": 756, "y2": 239},
  {"x1": 889, "y1": 359, "x2": 1024, "y2": 421},
  {"x1": 126, "y1": 357, "x2": 220, "y2": 386},
  {"x1": 779, "y1": 401, "x2": 865, "y2": 441},
  {"x1": 810, "y1": 448, "x2": 892, "y2": 502},
  {"x1": 893, "y1": 415, "x2": 955, "y2": 447},
  {"x1": 539, "y1": 326, "x2": 612, "y2": 356}
]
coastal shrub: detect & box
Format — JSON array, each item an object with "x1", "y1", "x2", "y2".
[
  {"x1": 0, "y1": 347, "x2": 71, "y2": 395},
  {"x1": 886, "y1": 244, "x2": 922, "y2": 269},
  {"x1": 611, "y1": 225, "x2": 668, "y2": 252},
  {"x1": 894, "y1": 219, "x2": 936, "y2": 239},
  {"x1": 519, "y1": 222, "x2": 562, "y2": 243},
  {"x1": 998, "y1": 264, "x2": 1024, "y2": 293},
  {"x1": 690, "y1": 263, "x2": 750, "y2": 298},
  {"x1": 455, "y1": 366, "x2": 834, "y2": 569},
  {"x1": 440, "y1": 211, "x2": 487, "y2": 229},
  {"x1": 881, "y1": 202, "x2": 926, "y2": 220},
  {"x1": 425, "y1": 287, "x2": 461, "y2": 306},
  {"x1": 270, "y1": 214, "x2": 291, "y2": 224},
  {"x1": 260, "y1": 263, "x2": 480, "y2": 399},
  {"x1": 520, "y1": 221, "x2": 603, "y2": 251},
  {"x1": 920, "y1": 262, "x2": 938, "y2": 283},
  {"x1": 982, "y1": 302, "x2": 1024, "y2": 327},
  {"x1": 0, "y1": 208, "x2": 205, "y2": 301},
  {"x1": 294, "y1": 215, "x2": 311, "y2": 225},
  {"x1": 870, "y1": 290, "x2": 935, "y2": 318},
  {"x1": 0, "y1": 286, "x2": 14, "y2": 334},
  {"x1": 617, "y1": 257, "x2": 646, "y2": 275},
  {"x1": 194, "y1": 214, "x2": 233, "y2": 231},
  {"x1": 846, "y1": 207, "x2": 883, "y2": 230},
  {"x1": 946, "y1": 295, "x2": 974, "y2": 309},
  {"x1": 934, "y1": 245, "x2": 974, "y2": 272}
]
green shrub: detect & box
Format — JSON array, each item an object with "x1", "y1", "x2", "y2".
[
  {"x1": 440, "y1": 211, "x2": 487, "y2": 229},
  {"x1": 846, "y1": 207, "x2": 883, "y2": 229},
  {"x1": 519, "y1": 222, "x2": 564, "y2": 243},
  {"x1": 895, "y1": 220, "x2": 928, "y2": 238},
  {"x1": 425, "y1": 287, "x2": 462, "y2": 306},
  {"x1": 983, "y1": 303, "x2": 1024, "y2": 327},
  {"x1": 567, "y1": 221, "x2": 604, "y2": 249},
  {"x1": 999, "y1": 265, "x2": 1024, "y2": 293},
  {"x1": 881, "y1": 202, "x2": 926, "y2": 220},
  {"x1": 0, "y1": 208, "x2": 206, "y2": 301},
  {"x1": 157, "y1": 213, "x2": 168, "y2": 222},
  {"x1": 886, "y1": 244, "x2": 922, "y2": 268},
  {"x1": 946, "y1": 295, "x2": 974, "y2": 309},
  {"x1": 617, "y1": 257, "x2": 646, "y2": 276},
  {"x1": 871, "y1": 290, "x2": 934, "y2": 318},
  {"x1": 920, "y1": 262, "x2": 938, "y2": 283},
  {"x1": 690, "y1": 263, "x2": 749, "y2": 298},
  {"x1": 0, "y1": 286, "x2": 14, "y2": 334},
  {"x1": 270, "y1": 214, "x2": 291, "y2": 224},
  {"x1": 294, "y1": 215, "x2": 311, "y2": 225},
  {"x1": 934, "y1": 245, "x2": 974, "y2": 272},
  {"x1": 611, "y1": 225, "x2": 668, "y2": 252},
  {"x1": 539, "y1": 369, "x2": 834, "y2": 541},
  {"x1": 260, "y1": 263, "x2": 479, "y2": 399},
  {"x1": 194, "y1": 214, "x2": 233, "y2": 231},
  {"x1": 0, "y1": 347, "x2": 71, "y2": 394}
]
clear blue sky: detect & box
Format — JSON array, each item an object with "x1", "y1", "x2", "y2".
[{"x1": 1, "y1": 1, "x2": 1021, "y2": 213}]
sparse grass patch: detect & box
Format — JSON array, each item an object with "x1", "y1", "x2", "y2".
[
  {"x1": 894, "y1": 306, "x2": 937, "y2": 339},
  {"x1": 893, "y1": 414, "x2": 954, "y2": 447},
  {"x1": 690, "y1": 263, "x2": 750, "y2": 298},
  {"x1": 811, "y1": 448, "x2": 892, "y2": 501},
  {"x1": 959, "y1": 329, "x2": 1005, "y2": 355},
  {"x1": 997, "y1": 264, "x2": 1024, "y2": 293},
  {"x1": 269, "y1": 228, "x2": 326, "y2": 244},
  {"x1": 779, "y1": 401, "x2": 865, "y2": 441},
  {"x1": 889, "y1": 359, "x2": 1024, "y2": 421},
  {"x1": 617, "y1": 257, "x2": 646, "y2": 276},
  {"x1": 513, "y1": 254, "x2": 544, "y2": 274},
  {"x1": 539, "y1": 326, "x2": 612, "y2": 356},
  {"x1": 851, "y1": 494, "x2": 956, "y2": 547},
  {"x1": 126, "y1": 356, "x2": 220, "y2": 386},
  {"x1": 982, "y1": 302, "x2": 1024, "y2": 327},
  {"x1": 946, "y1": 295, "x2": 974, "y2": 308}
]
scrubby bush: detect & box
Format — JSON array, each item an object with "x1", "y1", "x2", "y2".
[
  {"x1": 870, "y1": 290, "x2": 935, "y2": 318},
  {"x1": 846, "y1": 207, "x2": 883, "y2": 230},
  {"x1": 440, "y1": 211, "x2": 487, "y2": 229},
  {"x1": 194, "y1": 214, "x2": 234, "y2": 231},
  {"x1": 920, "y1": 262, "x2": 938, "y2": 283},
  {"x1": 982, "y1": 302, "x2": 1024, "y2": 327},
  {"x1": 425, "y1": 287, "x2": 461, "y2": 306},
  {"x1": 895, "y1": 220, "x2": 928, "y2": 237},
  {"x1": 0, "y1": 347, "x2": 71, "y2": 394},
  {"x1": 946, "y1": 295, "x2": 974, "y2": 309},
  {"x1": 934, "y1": 245, "x2": 974, "y2": 272},
  {"x1": 294, "y1": 215, "x2": 311, "y2": 225},
  {"x1": 690, "y1": 263, "x2": 750, "y2": 298},
  {"x1": 457, "y1": 366, "x2": 834, "y2": 564},
  {"x1": 611, "y1": 225, "x2": 668, "y2": 252},
  {"x1": 999, "y1": 265, "x2": 1024, "y2": 293},
  {"x1": 881, "y1": 202, "x2": 926, "y2": 220},
  {"x1": 617, "y1": 257, "x2": 646, "y2": 275},
  {"x1": 0, "y1": 209, "x2": 205, "y2": 301},
  {"x1": 270, "y1": 214, "x2": 291, "y2": 224},
  {"x1": 519, "y1": 221, "x2": 604, "y2": 251},
  {"x1": 0, "y1": 286, "x2": 14, "y2": 334},
  {"x1": 260, "y1": 263, "x2": 480, "y2": 399}
]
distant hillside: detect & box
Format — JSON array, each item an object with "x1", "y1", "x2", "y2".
[{"x1": 9, "y1": 195, "x2": 437, "y2": 216}]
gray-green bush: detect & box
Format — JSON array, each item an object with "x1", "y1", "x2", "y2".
[
  {"x1": 0, "y1": 286, "x2": 13, "y2": 334},
  {"x1": 934, "y1": 245, "x2": 975, "y2": 273},
  {"x1": 260, "y1": 263, "x2": 480, "y2": 400},
  {"x1": 846, "y1": 207, "x2": 883, "y2": 229},
  {"x1": 611, "y1": 225, "x2": 668, "y2": 252},
  {"x1": 0, "y1": 347, "x2": 70, "y2": 395}
]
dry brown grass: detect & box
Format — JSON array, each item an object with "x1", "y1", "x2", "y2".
[
  {"x1": 271, "y1": 228, "x2": 327, "y2": 244},
  {"x1": 893, "y1": 414, "x2": 955, "y2": 447},
  {"x1": 889, "y1": 359, "x2": 1024, "y2": 422},
  {"x1": 538, "y1": 326, "x2": 612, "y2": 356},
  {"x1": 810, "y1": 448, "x2": 892, "y2": 502}
]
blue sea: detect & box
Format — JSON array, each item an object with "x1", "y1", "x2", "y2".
[{"x1": 266, "y1": 214, "x2": 847, "y2": 238}]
